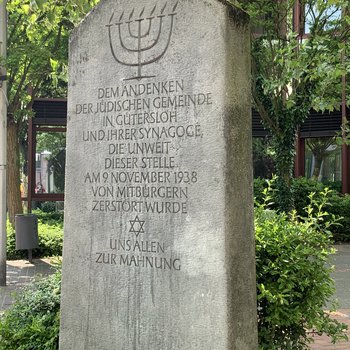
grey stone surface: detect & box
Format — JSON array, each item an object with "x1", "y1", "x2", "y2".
[{"x1": 60, "y1": 0, "x2": 257, "y2": 349}]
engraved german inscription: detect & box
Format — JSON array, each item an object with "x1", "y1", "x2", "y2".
[{"x1": 79, "y1": 78, "x2": 211, "y2": 270}]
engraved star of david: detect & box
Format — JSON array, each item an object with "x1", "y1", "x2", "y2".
[{"x1": 129, "y1": 216, "x2": 145, "y2": 238}]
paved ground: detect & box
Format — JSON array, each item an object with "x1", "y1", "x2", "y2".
[
  {"x1": 310, "y1": 244, "x2": 350, "y2": 349},
  {"x1": 0, "y1": 258, "x2": 56, "y2": 313},
  {"x1": 0, "y1": 247, "x2": 349, "y2": 349}
]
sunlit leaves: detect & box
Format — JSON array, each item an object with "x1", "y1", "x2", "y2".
[
  {"x1": 239, "y1": 0, "x2": 349, "y2": 210},
  {"x1": 6, "y1": 0, "x2": 99, "y2": 117},
  {"x1": 243, "y1": 0, "x2": 349, "y2": 113},
  {"x1": 255, "y1": 180, "x2": 348, "y2": 348}
]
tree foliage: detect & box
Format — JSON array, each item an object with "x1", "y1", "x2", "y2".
[
  {"x1": 0, "y1": 267, "x2": 61, "y2": 350},
  {"x1": 255, "y1": 181, "x2": 348, "y2": 349},
  {"x1": 5, "y1": 0, "x2": 99, "y2": 225},
  {"x1": 238, "y1": 0, "x2": 350, "y2": 211}
]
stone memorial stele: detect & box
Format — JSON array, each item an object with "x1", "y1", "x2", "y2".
[{"x1": 59, "y1": 0, "x2": 258, "y2": 348}]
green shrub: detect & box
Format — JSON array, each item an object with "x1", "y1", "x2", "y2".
[
  {"x1": 3, "y1": 185, "x2": 348, "y2": 349},
  {"x1": 5, "y1": 221, "x2": 23, "y2": 260},
  {"x1": 323, "y1": 180, "x2": 342, "y2": 193},
  {"x1": 254, "y1": 177, "x2": 340, "y2": 211},
  {"x1": 291, "y1": 177, "x2": 329, "y2": 214},
  {"x1": 0, "y1": 267, "x2": 61, "y2": 350},
  {"x1": 40, "y1": 202, "x2": 57, "y2": 213},
  {"x1": 35, "y1": 222, "x2": 63, "y2": 258},
  {"x1": 254, "y1": 177, "x2": 269, "y2": 205},
  {"x1": 290, "y1": 179, "x2": 350, "y2": 242},
  {"x1": 254, "y1": 177, "x2": 350, "y2": 242},
  {"x1": 326, "y1": 194, "x2": 350, "y2": 242},
  {"x1": 255, "y1": 186, "x2": 347, "y2": 349},
  {"x1": 7, "y1": 218, "x2": 63, "y2": 260},
  {"x1": 33, "y1": 209, "x2": 64, "y2": 226}
]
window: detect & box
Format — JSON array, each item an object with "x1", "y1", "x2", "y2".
[
  {"x1": 305, "y1": 137, "x2": 341, "y2": 182},
  {"x1": 35, "y1": 131, "x2": 66, "y2": 194}
]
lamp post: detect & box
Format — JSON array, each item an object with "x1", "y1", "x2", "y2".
[{"x1": 0, "y1": 0, "x2": 7, "y2": 287}]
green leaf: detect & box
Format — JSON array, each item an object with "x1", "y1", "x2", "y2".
[
  {"x1": 35, "y1": 0, "x2": 46, "y2": 10},
  {"x1": 22, "y1": 4, "x2": 30, "y2": 14}
]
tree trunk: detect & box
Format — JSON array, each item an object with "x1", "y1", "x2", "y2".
[
  {"x1": 7, "y1": 118, "x2": 23, "y2": 226},
  {"x1": 273, "y1": 130, "x2": 296, "y2": 213},
  {"x1": 312, "y1": 155, "x2": 323, "y2": 179}
]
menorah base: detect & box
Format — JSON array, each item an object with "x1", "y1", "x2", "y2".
[{"x1": 123, "y1": 74, "x2": 156, "y2": 81}]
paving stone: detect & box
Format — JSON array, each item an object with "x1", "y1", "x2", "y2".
[
  {"x1": 311, "y1": 244, "x2": 350, "y2": 349},
  {"x1": 0, "y1": 259, "x2": 55, "y2": 312}
]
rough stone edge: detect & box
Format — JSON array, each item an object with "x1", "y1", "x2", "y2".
[
  {"x1": 69, "y1": 0, "x2": 110, "y2": 47},
  {"x1": 69, "y1": 0, "x2": 249, "y2": 42},
  {"x1": 216, "y1": 0, "x2": 249, "y2": 26},
  {"x1": 222, "y1": 7, "x2": 258, "y2": 350},
  {"x1": 65, "y1": 1, "x2": 256, "y2": 349}
]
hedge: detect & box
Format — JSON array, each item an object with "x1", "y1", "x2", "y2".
[
  {"x1": 6, "y1": 212, "x2": 63, "y2": 260},
  {"x1": 1, "y1": 193, "x2": 348, "y2": 349},
  {"x1": 254, "y1": 177, "x2": 350, "y2": 242},
  {"x1": 0, "y1": 267, "x2": 61, "y2": 350}
]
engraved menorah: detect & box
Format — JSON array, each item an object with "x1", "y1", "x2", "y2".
[{"x1": 107, "y1": 2, "x2": 178, "y2": 81}]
